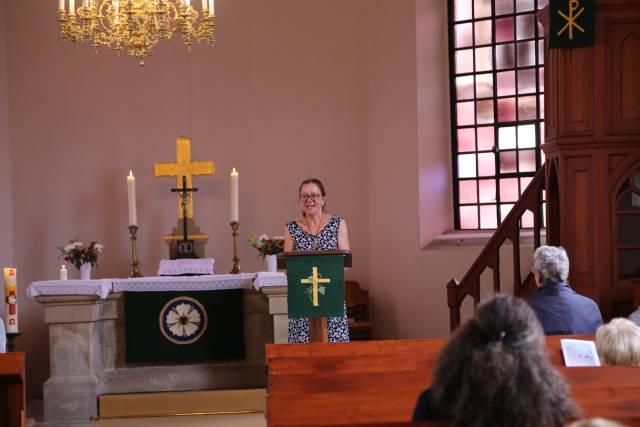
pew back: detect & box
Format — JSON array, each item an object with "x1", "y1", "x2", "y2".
[
  {"x1": 266, "y1": 337, "x2": 640, "y2": 426},
  {"x1": 0, "y1": 352, "x2": 26, "y2": 427}
]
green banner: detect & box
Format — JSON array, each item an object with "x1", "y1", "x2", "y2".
[
  {"x1": 287, "y1": 254, "x2": 345, "y2": 318},
  {"x1": 125, "y1": 290, "x2": 244, "y2": 363},
  {"x1": 549, "y1": 0, "x2": 595, "y2": 49}
]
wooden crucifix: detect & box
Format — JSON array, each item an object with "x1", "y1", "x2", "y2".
[{"x1": 171, "y1": 175, "x2": 199, "y2": 258}]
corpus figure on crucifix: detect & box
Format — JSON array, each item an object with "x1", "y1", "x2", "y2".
[{"x1": 171, "y1": 176, "x2": 199, "y2": 258}]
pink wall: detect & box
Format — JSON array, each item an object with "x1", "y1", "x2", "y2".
[
  {"x1": 0, "y1": 0, "x2": 14, "y2": 334},
  {"x1": 3, "y1": 0, "x2": 491, "y2": 396}
]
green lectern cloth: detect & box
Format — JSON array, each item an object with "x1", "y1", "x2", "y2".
[
  {"x1": 125, "y1": 290, "x2": 244, "y2": 363},
  {"x1": 287, "y1": 253, "x2": 345, "y2": 318}
]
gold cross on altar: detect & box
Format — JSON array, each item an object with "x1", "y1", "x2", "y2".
[
  {"x1": 300, "y1": 267, "x2": 331, "y2": 307},
  {"x1": 154, "y1": 138, "x2": 215, "y2": 219}
]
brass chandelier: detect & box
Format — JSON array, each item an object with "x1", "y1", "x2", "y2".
[{"x1": 58, "y1": 0, "x2": 216, "y2": 66}]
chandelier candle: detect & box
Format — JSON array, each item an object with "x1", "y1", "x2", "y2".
[
  {"x1": 127, "y1": 170, "x2": 137, "y2": 227},
  {"x1": 3, "y1": 268, "x2": 18, "y2": 333}
]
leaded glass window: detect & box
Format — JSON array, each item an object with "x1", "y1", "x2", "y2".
[{"x1": 449, "y1": 0, "x2": 547, "y2": 230}]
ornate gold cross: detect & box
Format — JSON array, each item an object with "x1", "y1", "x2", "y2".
[
  {"x1": 300, "y1": 266, "x2": 331, "y2": 307},
  {"x1": 154, "y1": 138, "x2": 215, "y2": 219}
]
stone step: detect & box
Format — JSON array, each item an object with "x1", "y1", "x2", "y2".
[{"x1": 98, "y1": 388, "x2": 266, "y2": 419}]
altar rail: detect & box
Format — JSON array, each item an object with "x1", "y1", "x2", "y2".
[
  {"x1": 265, "y1": 337, "x2": 640, "y2": 427},
  {"x1": 446, "y1": 166, "x2": 547, "y2": 332}
]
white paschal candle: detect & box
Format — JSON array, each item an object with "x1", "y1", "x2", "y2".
[
  {"x1": 230, "y1": 168, "x2": 239, "y2": 222},
  {"x1": 127, "y1": 170, "x2": 138, "y2": 226},
  {"x1": 3, "y1": 268, "x2": 18, "y2": 333}
]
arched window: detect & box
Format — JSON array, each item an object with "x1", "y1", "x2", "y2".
[
  {"x1": 616, "y1": 168, "x2": 640, "y2": 282},
  {"x1": 449, "y1": 0, "x2": 547, "y2": 229}
]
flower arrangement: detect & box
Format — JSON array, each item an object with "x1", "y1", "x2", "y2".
[
  {"x1": 248, "y1": 234, "x2": 285, "y2": 258},
  {"x1": 58, "y1": 240, "x2": 104, "y2": 269}
]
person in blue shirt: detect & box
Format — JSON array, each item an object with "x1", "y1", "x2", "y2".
[{"x1": 528, "y1": 246, "x2": 603, "y2": 335}]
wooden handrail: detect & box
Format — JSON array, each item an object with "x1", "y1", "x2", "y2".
[{"x1": 447, "y1": 165, "x2": 547, "y2": 332}]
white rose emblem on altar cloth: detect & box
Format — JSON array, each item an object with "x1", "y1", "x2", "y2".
[{"x1": 159, "y1": 296, "x2": 208, "y2": 345}]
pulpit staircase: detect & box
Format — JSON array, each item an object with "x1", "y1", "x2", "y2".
[{"x1": 446, "y1": 165, "x2": 548, "y2": 332}]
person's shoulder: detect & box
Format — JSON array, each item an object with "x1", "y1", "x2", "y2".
[{"x1": 287, "y1": 218, "x2": 304, "y2": 226}]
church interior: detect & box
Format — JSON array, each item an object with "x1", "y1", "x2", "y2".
[{"x1": 0, "y1": 0, "x2": 639, "y2": 426}]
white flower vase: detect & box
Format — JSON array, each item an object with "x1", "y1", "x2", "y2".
[
  {"x1": 80, "y1": 262, "x2": 92, "y2": 280},
  {"x1": 264, "y1": 254, "x2": 277, "y2": 273}
]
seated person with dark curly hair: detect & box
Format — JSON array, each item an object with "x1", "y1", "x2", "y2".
[{"x1": 412, "y1": 294, "x2": 579, "y2": 427}]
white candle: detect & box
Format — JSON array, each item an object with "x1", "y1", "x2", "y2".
[
  {"x1": 183, "y1": 0, "x2": 190, "y2": 6},
  {"x1": 3, "y1": 268, "x2": 18, "y2": 333},
  {"x1": 69, "y1": 0, "x2": 75, "y2": 14},
  {"x1": 59, "y1": 0, "x2": 65, "y2": 11},
  {"x1": 230, "y1": 168, "x2": 239, "y2": 222},
  {"x1": 209, "y1": 0, "x2": 214, "y2": 15},
  {"x1": 201, "y1": 0, "x2": 207, "y2": 11},
  {"x1": 127, "y1": 170, "x2": 138, "y2": 226},
  {"x1": 60, "y1": 265, "x2": 68, "y2": 280},
  {"x1": 83, "y1": 0, "x2": 89, "y2": 7}
]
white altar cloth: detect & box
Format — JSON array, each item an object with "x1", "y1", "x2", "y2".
[
  {"x1": 112, "y1": 273, "x2": 256, "y2": 292},
  {"x1": 26, "y1": 279, "x2": 113, "y2": 299},
  {"x1": 28, "y1": 272, "x2": 288, "y2": 299},
  {"x1": 253, "y1": 272, "x2": 288, "y2": 289}
]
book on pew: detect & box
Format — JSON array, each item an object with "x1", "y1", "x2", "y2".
[{"x1": 560, "y1": 339, "x2": 601, "y2": 367}]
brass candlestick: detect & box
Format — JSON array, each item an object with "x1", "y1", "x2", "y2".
[
  {"x1": 128, "y1": 225, "x2": 143, "y2": 278},
  {"x1": 230, "y1": 221, "x2": 241, "y2": 274}
]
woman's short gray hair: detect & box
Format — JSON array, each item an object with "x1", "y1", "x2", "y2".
[
  {"x1": 533, "y1": 246, "x2": 569, "y2": 283},
  {"x1": 596, "y1": 318, "x2": 640, "y2": 366}
]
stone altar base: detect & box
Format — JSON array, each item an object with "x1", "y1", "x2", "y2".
[{"x1": 37, "y1": 289, "x2": 272, "y2": 422}]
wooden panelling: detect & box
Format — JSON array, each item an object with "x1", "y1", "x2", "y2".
[
  {"x1": 559, "y1": 48, "x2": 595, "y2": 137},
  {"x1": 563, "y1": 157, "x2": 595, "y2": 289},
  {"x1": 607, "y1": 19, "x2": 640, "y2": 134},
  {"x1": 573, "y1": 170, "x2": 591, "y2": 273},
  {"x1": 609, "y1": 154, "x2": 627, "y2": 172}
]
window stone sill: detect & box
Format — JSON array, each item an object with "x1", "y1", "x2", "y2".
[{"x1": 424, "y1": 229, "x2": 546, "y2": 250}]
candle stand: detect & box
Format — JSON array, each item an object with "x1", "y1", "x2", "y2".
[
  {"x1": 230, "y1": 221, "x2": 241, "y2": 274},
  {"x1": 6, "y1": 332, "x2": 21, "y2": 353},
  {"x1": 128, "y1": 225, "x2": 143, "y2": 277}
]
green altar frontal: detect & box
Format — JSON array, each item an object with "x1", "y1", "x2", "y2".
[{"x1": 124, "y1": 289, "x2": 245, "y2": 363}]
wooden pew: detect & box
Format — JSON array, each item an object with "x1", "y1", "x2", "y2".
[
  {"x1": 0, "y1": 352, "x2": 26, "y2": 427},
  {"x1": 266, "y1": 337, "x2": 640, "y2": 426}
]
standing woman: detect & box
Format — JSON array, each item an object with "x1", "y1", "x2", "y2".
[{"x1": 283, "y1": 178, "x2": 351, "y2": 343}]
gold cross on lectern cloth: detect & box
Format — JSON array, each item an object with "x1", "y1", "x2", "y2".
[
  {"x1": 300, "y1": 267, "x2": 331, "y2": 307},
  {"x1": 154, "y1": 138, "x2": 215, "y2": 219}
]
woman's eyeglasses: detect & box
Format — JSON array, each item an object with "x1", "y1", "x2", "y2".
[{"x1": 300, "y1": 193, "x2": 322, "y2": 201}]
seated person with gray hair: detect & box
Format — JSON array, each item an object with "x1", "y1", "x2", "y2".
[
  {"x1": 595, "y1": 318, "x2": 640, "y2": 366},
  {"x1": 528, "y1": 246, "x2": 602, "y2": 335}
]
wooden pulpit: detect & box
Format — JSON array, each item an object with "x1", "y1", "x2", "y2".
[
  {"x1": 0, "y1": 352, "x2": 26, "y2": 427},
  {"x1": 539, "y1": 1, "x2": 640, "y2": 319},
  {"x1": 279, "y1": 251, "x2": 352, "y2": 343}
]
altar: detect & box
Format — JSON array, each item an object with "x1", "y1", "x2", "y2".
[{"x1": 27, "y1": 272, "x2": 288, "y2": 422}]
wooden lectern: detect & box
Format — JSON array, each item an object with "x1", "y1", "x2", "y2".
[{"x1": 279, "y1": 250, "x2": 352, "y2": 343}]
